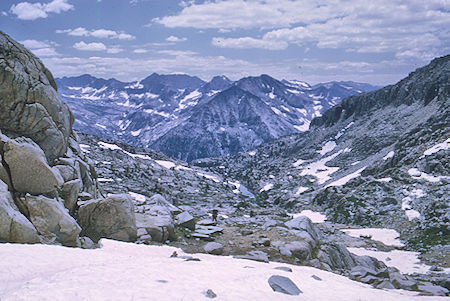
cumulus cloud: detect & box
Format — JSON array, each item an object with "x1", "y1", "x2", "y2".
[
  {"x1": 73, "y1": 41, "x2": 107, "y2": 51},
  {"x1": 10, "y1": 0, "x2": 73, "y2": 20},
  {"x1": 212, "y1": 37, "x2": 288, "y2": 50},
  {"x1": 156, "y1": 0, "x2": 450, "y2": 59},
  {"x1": 166, "y1": 36, "x2": 187, "y2": 42},
  {"x1": 20, "y1": 39, "x2": 59, "y2": 57},
  {"x1": 56, "y1": 27, "x2": 135, "y2": 40},
  {"x1": 73, "y1": 41, "x2": 124, "y2": 54}
]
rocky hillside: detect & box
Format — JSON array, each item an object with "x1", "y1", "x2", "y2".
[
  {"x1": 195, "y1": 55, "x2": 450, "y2": 252},
  {"x1": 56, "y1": 73, "x2": 378, "y2": 161}
]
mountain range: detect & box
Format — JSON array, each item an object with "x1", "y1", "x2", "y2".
[{"x1": 56, "y1": 73, "x2": 378, "y2": 161}]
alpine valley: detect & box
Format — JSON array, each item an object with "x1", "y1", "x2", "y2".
[{"x1": 1, "y1": 29, "x2": 449, "y2": 300}]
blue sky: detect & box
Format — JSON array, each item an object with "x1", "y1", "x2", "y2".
[{"x1": 1, "y1": 0, "x2": 449, "y2": 85}]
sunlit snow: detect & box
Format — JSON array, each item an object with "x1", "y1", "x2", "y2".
[
  {"x1": 342, "y1": 228, "x2": 404, "y2": 247},
  {"x1": 289, "y1": 210, "x2": 327, "y2": 223},
  {"x1": 383, "y1": 151, "x2": 395, "y2": 160},
  {"x1": 0, "y1": 240, "x2": 433, "y2": 300},
  {"x1": 295, "y1": 186, "x2": 309, "y2": 195},
  {"x1": 401, "y1": 197, "x2": 421, "y2": 221},
  {"x1": 318, "y1": 141, "x2": 336, "y2": 156},
  {"x1": 299, "y1": 151, "x2": 342, "y2": 184},
  {"x1": 423, "y1": 138, "x2": 450, "y2": 156},
  {"x1": 155, "y1": 160, "x2": 176, "y2": 169},
  {"x1": 348, "y1": 248, "x2": 449, "y2": 275},
  {"x1": 325, "y1": 167, "x2": 366, "y2": 187},
  {"x1": 131, "y1": 129, "x2": 142, "y2": 136},
  {"x1": 260, "y1": 183, "x2": 274, "y2": 192}
]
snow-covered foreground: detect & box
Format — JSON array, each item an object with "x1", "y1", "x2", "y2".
[{"x1": 0, "y1": 240, "x2": 442, "y2": 301}]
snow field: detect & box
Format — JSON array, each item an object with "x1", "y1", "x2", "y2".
[
  {"x1": 341, "y1": 228, "x2": 404, "y2": 247},
  {"x1": 0, "y1": 240, "x2": 439, "y2": 301}
]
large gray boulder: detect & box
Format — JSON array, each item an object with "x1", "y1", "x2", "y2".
[
  {"x1": 285, "y1": 216, "x2": 321, "y2": 243},
  {"x1": 204, "y1": 242, "x2": 224, "y2": 255},
  {"x1": 78, "y1": 194, "x2": 137, "y2": 242},
  {"x1": 23, "y1": 194, "x2": 81, "y2": 246},
  {"x1": 135, "y1": 213, "x2": 175, "y2": 242},
  {"x1": 176, "y1": 211, "x2": 196, "y2": 230},
  {"x1": 284, "y1": 241, "x2": 312, "y2": 260},
  {"x1": 3, "y1": 137, "x2": 64, "y2": 195},
  {"x1": 0, "y1": 30, "x2": 73, "y2": 163},
  {"x1": 0, "y1": 181, "x2": 40, "y2": 243},
  {"x1": 317, "y1": 243, "x2": 359, "y2": 270}
]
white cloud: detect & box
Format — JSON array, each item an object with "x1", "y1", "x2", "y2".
[
  {"x1": 212, "y1": 37, "x2": 288, "y2": 50},
  {"x1": 20, "y1": 39, "x2": 59, "y2": 57},
  {"x1": 156, "y1": 0, "x2": 450, "y2": 59},
  {"x1": 157, "y1": 50, "x2": 198, "y2": 56},
  {"x1": 153, "y1": 0, "x2": 336, "y2": 29},
  {"x1": 56, "y1": 27, "x2": 135, "y2": 40},
  {"x1": 73, "y1": 41, "x2": 107, "y2": 51},
  {"x1": 32, "y1": 48, "x2": 60, "y2": 57},
  {"x1": 1, "y1": 11, "x2": 8, "y2": 16},
  {"x1": 106, "y1": 47, "x2": 124, "y2": 54},
  {"x1": 166, "y1": 36, "x2": 187, "y2": 42},
  {"x1": 10, "y1": 0, "x2": 73, "y2": 20},
  {"x1": 133, "y1": 48, "x2": 148, "y2": 54},
  {"x1": 20, "y1": 39, "x2": 51, "y2": 49}
]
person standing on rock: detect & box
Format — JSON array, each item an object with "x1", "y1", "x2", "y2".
[{"x1": 212, "y1": 209, "x2": 218, "y2": 223}]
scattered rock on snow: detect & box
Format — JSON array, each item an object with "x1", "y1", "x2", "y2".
[
  {"x1": 203, "y1": 289, "x2": 217, "y2": 298},
  {"x1": 268, "y1": 275, "x2": 302, "y2": 295}
]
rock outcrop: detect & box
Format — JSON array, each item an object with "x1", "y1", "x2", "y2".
[{"x1": 0, "y1": 30, "x2": 137, "y2": 246}]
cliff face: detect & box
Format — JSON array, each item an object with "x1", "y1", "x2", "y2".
[{"x1": 0, "y1": 31, "x2": 75, "y2": 162}]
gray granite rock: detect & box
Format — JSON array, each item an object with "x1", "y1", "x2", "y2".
[
  {"x1": 78, "y1": 194, "x2": 137, "y2": 242},
  {"x1": 268, "y1": 275, "x2": 302, "y2": 295}
]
